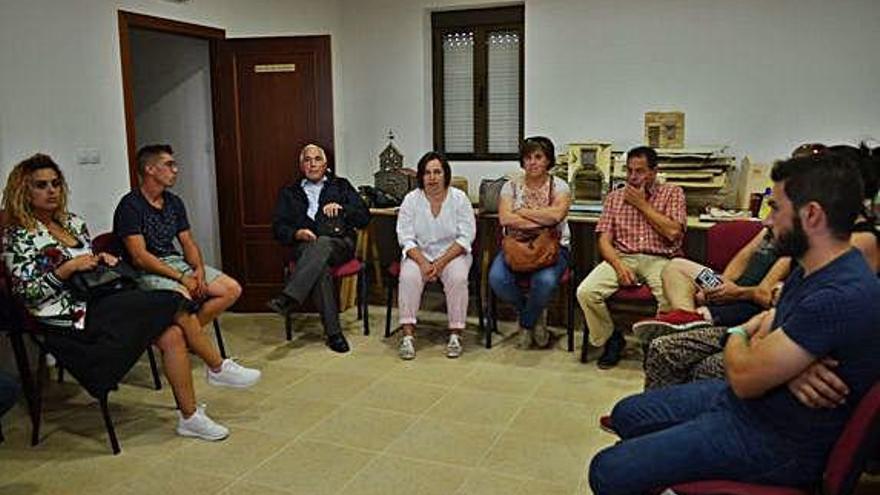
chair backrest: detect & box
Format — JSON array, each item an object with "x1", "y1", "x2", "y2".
[
  {"x1": 824, "y1": 380, "x2": 880, "y2": 495},
  {"x1": 92, "y1": 232, "x2": 125, "y2": 257},
  {"x1": 705, "y1": 221, "x2": 764, "y2": 273}
]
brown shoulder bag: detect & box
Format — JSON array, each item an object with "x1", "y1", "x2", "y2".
[{"x1": 502, "y1": 179, "x2": 560, "y2": 272}]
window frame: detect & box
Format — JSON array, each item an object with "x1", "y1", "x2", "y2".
[{"x1": 431, "y1": 5, "x2": 524, "y2": 161}]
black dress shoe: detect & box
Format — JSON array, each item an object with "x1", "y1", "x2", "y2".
[
  {"x1": 326, "y1": 334, "x2": 350, "y2": 353},
  {"x1": 597, "y1": 331, "x2": 625, "y2": 369},
  {"x1": 266, "y1": 295, "x2": 291, "y2": 316}
]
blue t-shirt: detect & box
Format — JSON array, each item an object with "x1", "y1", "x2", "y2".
[
  {"x1": 732, "y1": 248, "x2": 880, "y2": 464},
  {"x1": 113, "y1": 190, "x2": 190, "y2": 257}
]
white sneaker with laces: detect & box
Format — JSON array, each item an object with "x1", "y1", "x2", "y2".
[
  {"x1": 399, "y1": 335, "x2": 416, "y2": 360},
  {"x1": 446, "y1": 333, "x2": 463, "y2": 358},
  {"x1": 176, "y1": 404, "x2": 229, "y2": 441},
  {"x1": 518, "y1": 326, "x2": 533, "y2": 349},
  {"x1": 206, "y1": 358, "x2": 261, "y2": 388}
]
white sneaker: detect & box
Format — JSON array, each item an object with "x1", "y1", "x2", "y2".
[
  {"x1": 446, "y1": 334, "x2": 463, "y2": 358},
  {"x1": 176, "y1": 404, "x2": 229, "y2": 441},
  {"x1": 399, "y1": 335, "x2": 416, "y2": 360},
  {"x1": 206, "y1": 359, "x2": 261, "y2": 388},
  {"x1": 518, "y1": 326, "x2": 533, "y2": 349},
  {"x1": 533, "y1": 317, "x2": 551, "y2": 349}
]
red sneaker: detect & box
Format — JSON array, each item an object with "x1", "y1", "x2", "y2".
[
  {"x1": 599, "y1": 414, "x2": 616, "y2": 435},
  {"x1": 632, "y1": 310, "x2": 711, "y2": 343}
]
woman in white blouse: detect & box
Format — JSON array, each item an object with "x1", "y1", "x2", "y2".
[{"x1": 396, "y1": 151, "x2": 476, "y2": 360}]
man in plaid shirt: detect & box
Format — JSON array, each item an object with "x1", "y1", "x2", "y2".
[{"x1": 576, "y1": 146, "x2": 686, "y2": 368}]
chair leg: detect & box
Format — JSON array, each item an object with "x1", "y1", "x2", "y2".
[
  {"x1": 356, "y1": 269, "x2": 363, "y2": 322},
  {"x1": 476, "y1": 279, "x2": 485, "y2": 336},
  {"x1": 146, "y1": 347, "x2": 162, "y2": 390},
  {"x1": 31, "y1": 348, "x2": 47, "y2": 447},
  {"x1": 567, "y1": 281, "x2": 575, "y2": 353},
  {"x1": 0, "y1": 421, "x2": 4, "y2": 444},
  {"x1": 213, "y1": 320, "x2": 227, "y2": 359},
  {"x1": 580, "y1": 312, "x2": 590, "y2": 364},
  {"x1": 285, "y1": 310, "x2": 293, "y2": 341},
  {"x1": 99, "y1": 394, "x2": 121, "y2": 455},
  {"x1": 384, "y1": 280, "x2": 394, "y2": 338},
  {"x1": 56, "y1": 366, "x2": 64, "y2": 384},
  {"x1": 486, "y1": 293, "x2": 495, "y2": 349},
  {"x1": 9, "y1": 331, "x2": 37, "y2": 442},
  {"x1": 361, "y1": 269, "x2": 370, "y2": 336}
]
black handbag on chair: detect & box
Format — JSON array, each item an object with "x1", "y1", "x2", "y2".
[{"x1": 69, "y1": 261, "x2": 139, "y2": 301}]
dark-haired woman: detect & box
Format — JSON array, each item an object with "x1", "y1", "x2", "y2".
[
  {"x1": 488, "y1": 136, "x2": 571, "y2": 348},
  {"x1": 396, "y1": 152, "x2": 476, "y2": 359}
]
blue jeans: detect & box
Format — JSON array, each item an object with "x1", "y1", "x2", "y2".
[
  {"x1": 707, "y1": 300, "x2": 762, "y2": 327},
  {"x1": 488, "y1": 247, "x2": 569, "y2": 329},
  {"x1": 589, "y1": 379, "x2": 815, "y2": 495}
]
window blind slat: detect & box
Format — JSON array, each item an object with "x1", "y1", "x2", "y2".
[
  {"x1": 443, "y1": 32, "x2": 474, "y2": 153},
  {"x1": 488, "y1": 31, "x2": 520, "y2": 154}
]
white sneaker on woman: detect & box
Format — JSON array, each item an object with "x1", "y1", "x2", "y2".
[
  {"x1": 176, "y1": 405, "x2": 229, "y2": 441},
  {"x1": 446, "y1": 334, "x2": 463, "y2": 358},
  {"x1": 399, "y1": 335, "x2": 416, "y2": 360},
  {"x1": 207, "y1": 358, "x2": 261, "y2": 388}
]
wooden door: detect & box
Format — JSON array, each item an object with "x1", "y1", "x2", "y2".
[{"x1": 213, "y1": 36, "x2": 334, "y2": 311}]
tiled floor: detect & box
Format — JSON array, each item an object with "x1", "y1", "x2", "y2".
[{"x1": 1, "y1": 308, "x2": 877, "y2": 494}]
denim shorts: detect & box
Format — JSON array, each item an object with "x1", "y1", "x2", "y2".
[{"x1": 137, "y1": 255, "x2": 223, "y2": 291}]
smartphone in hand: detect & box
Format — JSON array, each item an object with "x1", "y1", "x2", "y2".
[{"x1": 695, "y1": 267, "x2": 723, "y2": 290}]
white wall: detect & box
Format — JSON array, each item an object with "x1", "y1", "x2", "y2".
[
  {"x1": 0, "y1": 0, "x2": 342, "y2": 234},
  {"x1": 132, "y1": 29, "x2": 221, "y2": 266},
  {"x1": 338, "y1": 0, "x2": 880, "y2": 199}
]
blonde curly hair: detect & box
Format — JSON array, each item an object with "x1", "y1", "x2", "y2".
[{"x1": 2, "y1": 153, "x2": 69, "y2": 231}]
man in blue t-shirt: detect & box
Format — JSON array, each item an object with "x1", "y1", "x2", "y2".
[
  {"x1": 114, "y1": 144, "x2": 260, "y2": 388},
  {"x1": 589, "y1": 153, "x2": 880, "y2": 495}
]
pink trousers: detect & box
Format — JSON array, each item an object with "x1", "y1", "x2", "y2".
[{"x1": 398, "y1": 255, "x2": 472, "y2": 329}]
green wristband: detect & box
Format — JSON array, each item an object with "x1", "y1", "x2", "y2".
[{"x1": 726, "y1": 325, "x2": 748, "y2": 341}]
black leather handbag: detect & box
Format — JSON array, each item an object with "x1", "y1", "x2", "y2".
[
  {"x1": 315, "y1": 215, "x2": 351, "y2": 238},
  {"x1": 69, "y1": 261, "x2": 139, "y2": 301}
]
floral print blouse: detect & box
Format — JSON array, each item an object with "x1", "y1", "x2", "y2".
[{"x1": 2, "y1": 213, "x2": 91, "y2": 330}]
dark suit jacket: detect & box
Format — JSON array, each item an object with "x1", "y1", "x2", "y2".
[{"x1": 271, "y1": 175, "x2": 370, "y2": 247}]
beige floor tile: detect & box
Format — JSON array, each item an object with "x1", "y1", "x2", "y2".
[
  {"x1": 424, "y1": 389, "x2": 527, "y2": 427},
  {"x1": 230, "y1": 399, "x2": 340, "y2": 438},
  {"x1": 385, "y1": 417, "x2": 501, "y2": 466},
  {"x1": 455, "y1": 471, "x2": 572, "y2": 495},
  {"x1": 304, "y1": 405, "x2": 417, "y2": 451},
  {"x1": 506, "y1": 398, "x2": 600, "y2": 449},
  {"x1": 348, "y1": 378, "x2": 450, "y2": 415},
  {"x1": 243, "y1": 439, "x2": 376, "y2": 493},
  {"x1": 113, "y1": 459, "x2": 235, "y2": 495},
  {"x1": 457, "y1": 363, "x2": 545, "y2": 397},
  {"x1": 385, "y1": 361, "x2": 475, "y2": 387},
  {"x1": 480, "y1": 431, "x2": 590, "y2": 488},
  {"x1": 10, "y1": 451, "x2": 160, "y2": 495},
  {"x1": 217, "y1": 480, "x2": 296, "y2": 495},
  {"x1": 339, "y1": 454, "x2": 471, "y2": 495},
  {"x1": 284, "y1": 370, "x2": 380, "y2": 404},
  {"x1": 164, "y1": 426, "x2": 291, "y2": 477},
  {"x1": 0, "y1": 427, "x2": 63, "y2": 482},
  {"x1": 534, "y1": 371, "x2": 642, "y2": 408}
]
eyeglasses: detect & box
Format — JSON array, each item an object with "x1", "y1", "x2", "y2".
[{"x1": 32, "y1": 179, "x2": 63, "y2": 190}]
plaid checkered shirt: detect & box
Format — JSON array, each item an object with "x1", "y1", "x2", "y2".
[{"x1": 595, "y1": 182, "x2": 687, "y2": 257}]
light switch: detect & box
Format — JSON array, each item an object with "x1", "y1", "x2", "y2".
[{"x1": 76, "y1": 148, "x2": 100, "y2": 165}]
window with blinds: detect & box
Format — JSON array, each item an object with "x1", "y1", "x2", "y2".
[{"x1": 432, "y1": 6, "x2": 523, "y2": 160}]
